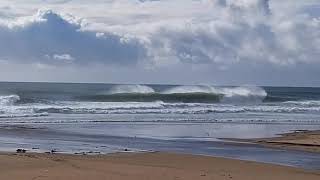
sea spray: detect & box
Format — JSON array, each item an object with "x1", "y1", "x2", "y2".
[
  {"x1": 108, "y1": 85, "x2": 155, "y2": 94},
  {"x1": 162, "y1": 85, "x2": 267, "y2": 103},
  {"x1": 0, "y1": 95, "x2": 20, "y2": 106}
]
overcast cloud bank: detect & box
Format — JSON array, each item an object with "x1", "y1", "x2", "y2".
[{"x1": 0, "y1": 0, "x2": 319, "y2": 85}]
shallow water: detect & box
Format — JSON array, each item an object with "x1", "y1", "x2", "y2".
[{"x1": 1, "y1": 114, "x2": 320, "y2": 170}]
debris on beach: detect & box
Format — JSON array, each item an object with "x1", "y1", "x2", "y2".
[{"x1": 16, "y1": 149, "x2": 27, "y2": 153}]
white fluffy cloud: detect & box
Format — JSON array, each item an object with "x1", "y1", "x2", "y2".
[
  {"x1": 146, "y1": 0, "x2": 320, "y2": 68},
  {"x1": 0, "y1": 9, "x2": 146, "y2": 65},
  {"x1": 0, "y1": 0, "x2": 319, "y2": 85}
]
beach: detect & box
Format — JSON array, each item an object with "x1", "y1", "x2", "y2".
[
  {"x1": 1, "y1": 152, "x2": 319, "y2": 180},
  {"x1": 0, "y1": 130, "x2": 319, "y2": 180}
]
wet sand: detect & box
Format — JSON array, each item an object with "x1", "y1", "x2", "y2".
[
  {"x1": 222, "y1": 130, "x2": 320, "y2": 153},
  {"x1": 0, "y1": 152, "x2": 319, "y2": 180},
  {"x1": 254, "y1": 130, "x2": 320, "y2": 153},
  {"x1": 2, "y1": 125, "x2": 320, "y2": 170}
]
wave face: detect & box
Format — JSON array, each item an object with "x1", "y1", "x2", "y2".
[
  {"x1": 78, "y1": 93, "x2": 222, "y2": 103},
  {"x1": 1, "y1": 82, "x2": 320, "y2": 118}
]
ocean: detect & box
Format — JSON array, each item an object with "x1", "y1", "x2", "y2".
[
  {"x1": 2, "y1": 82, "x2": 320, "y2": 118},
  {"x1": 1, "y1": 82, "x2": 320, "y2": 169}
]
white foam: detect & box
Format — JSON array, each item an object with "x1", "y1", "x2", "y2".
[
  {"x1": 219, "y1": 86, "x2": 267, "y2": 98},
  {"x1": 219, "y1": 86, "x2": 267, "y2": 103},
  {"x1": 7, "y1": 100, "x2": 318, "y2": 115},
  {"x1": 108, "y1": 85, "x2": 155, "y2": 94},
  {"x1": 0, "y1": 95, "x2": 20, "y2": 106},
  {"x1": 162, "y1": 85, "x2": 214, "y2": 94},
  {"x1": 0, "y1": 112, "x2": 48, "y2": 118},
  {"x1": 283, "y1": 100, "x2": 320, "y2": 107}
]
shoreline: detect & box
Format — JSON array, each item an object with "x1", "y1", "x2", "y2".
[
  {"x1": 0, "y1": 151, "x2": 319, "y2": 180},
  {"x1": 222, "y1": 130, "x2": 320, "y2": 153},
  {"x1": 1, "y1": 126, "x2": 320, "y2": 169}
]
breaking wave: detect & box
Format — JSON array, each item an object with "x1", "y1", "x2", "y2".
[
  {"x1": 0, "y1": 95, "x2": 20, "y2": 106},
  {"x1": 163, "y1": 85, "x2": 267, "y2": 103},
  {"x1": 108, "y1": 85, "x2": 155, "y2": 94},
  {"x1": 80, "y1": 85, "x2": 267, "y2": 103},
  {"x1": 0, "y1": 85, "x2": 268, "y2": 104}
]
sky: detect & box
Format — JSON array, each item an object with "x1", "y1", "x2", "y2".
[{"x1": 0, "y1": 0, "x2": 319, "y2": 86}]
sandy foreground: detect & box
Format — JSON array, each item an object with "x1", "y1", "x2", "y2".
[
  {"x1": 0, "y1": 152, "x2": 319, "y2": 180},
  {"x1": 1, "y1": 130, "x2": 320, "y2": 180}
]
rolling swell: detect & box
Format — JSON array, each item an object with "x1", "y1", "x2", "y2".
[
  {"x1": 0, "y1": 85, "x2": 268, "y2": 104},
  {"x1": 77, "y1": 85, "x2": 267, "y2": 103},
  {"x1": 77, "y1": 93, "x2": 223, "y2": 103},
  {"x1": 3, "y1": 85, "x2": 317, "y2": 104}
]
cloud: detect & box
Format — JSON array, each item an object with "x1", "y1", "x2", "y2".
[
  {"x1": 145, "y1": 0, "x2": 320, "y2": 68},
  {"x1": 0, "y1": 0, "x2": 319, "y2": 85},
  {"x1": 0, "y1": 1, "x2": 319, "y2": 69},
  {"x1": 52, "y1": 53, "x2": 74, "y2": 62},
  {"x1": 0, "y1": 9, "x2": 146, "y2": 65}
]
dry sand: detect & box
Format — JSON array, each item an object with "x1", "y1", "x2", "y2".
[{"x1": 0, "y1": 152, "x2": 319, "y2": 180}]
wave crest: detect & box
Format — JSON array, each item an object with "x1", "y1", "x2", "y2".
[
  {"x1": 108, "y1": 85, "x2": 155, "y2": 94},
  {"x1": 0, "y1": 95, "x2": 20, "y2": 106},
  {"x1": 80, "y1": 85, "x2": 268, "y2": 103},
  {"x1": 162, "y1": 85, "x2": 214, "y2": 94},
  {"x1": 163, "y1": 85, "x2": 267, "y2": 103}
]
